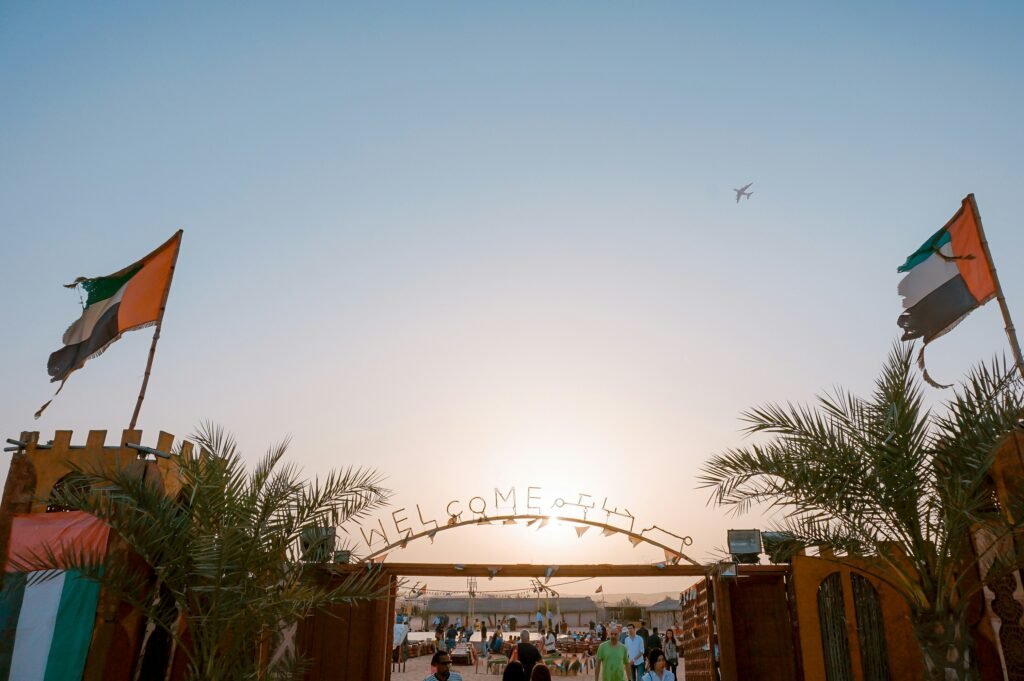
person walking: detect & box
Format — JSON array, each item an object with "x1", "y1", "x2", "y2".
[
  {"x1": 393, "y1": 614, "x2": 410, "y2": 668},
  {"x1": 622, "y1": 624, "x2": 646, "y2": 681},
  {"x1": 640, "y1": 649, "x2": 675, "y2": 681},
  {"x1": 636, "y1": 621, "x2": 650, "y2": 647},
  {"x1": 662, "y1": 630, "x2": 680, "y2": 678},
  {"x1": 516, "y1": 629, "x2": 542, "y2": 679},
  {"x1": 595, "y1": 627, "x2": 630, "y2": 681},
  {"x1": 647, "y1": 627, "x2": 662, "y2": 652}
]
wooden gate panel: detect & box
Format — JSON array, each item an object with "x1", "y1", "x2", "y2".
[
  {"x1": 791, "y1": 555, "x2": 922, "y2": 681},
  {"x1": 727, "y1": 574, "x2": 798, "y2": 681},
  {"x1": 295, "y1": 574, "x2": 394, "y2": 681}
]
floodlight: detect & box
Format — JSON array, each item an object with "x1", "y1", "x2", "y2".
[
  {"x1": 726, "y1": 529, "x2": 762, "y2": 565},
  {"x1": 762, "y1": 531, "x2": 799, "y2": 564}
]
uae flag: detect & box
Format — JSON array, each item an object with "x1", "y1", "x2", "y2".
[
  {"x1": 0, "y1": 512, "x2": 110, "y2": 681},
  {"x1": 37, "y1": 231, "x2": 182, "y2": 417},
  {"x1": 897, "y1": 195, "x2": 995, "y2": 344},
  {"x1": 48, "y1": 231, "x2": 181, "y2": 383}
]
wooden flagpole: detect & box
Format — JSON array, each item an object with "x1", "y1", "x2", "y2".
[
  {"x1": 968, "y1": 194, "x2": 1024, "y2": 380},
  {"x1": 129, "y1": 230, "x2": 183, "y2": 430}
]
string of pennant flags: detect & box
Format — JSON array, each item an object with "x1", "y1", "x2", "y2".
[{"x1": 400, "y1": 576, "x2": 603, "y2": 599}]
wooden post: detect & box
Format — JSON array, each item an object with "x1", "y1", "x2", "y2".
[
  {"x1": 969, "y1": 194, "x2": 1024, "y2": 380},
  {"x1": 129, "y1": 231, "x2": 183, "y2": 430},
  {"x1": 712, "y1": 572, "x2": 738, "y2": 681}
]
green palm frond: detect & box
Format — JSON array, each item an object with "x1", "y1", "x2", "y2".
[
  {"x1": 12, "y1": 424, "x2": 391, "y2": 681},
  {"x1": 698, "y1": 341, "x2": 1024, "y2": 619}
]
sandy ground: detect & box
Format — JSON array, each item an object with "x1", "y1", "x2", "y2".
[
  {"x1": 391, "y1": 653, "x2": 594, "y2": 681},
  {"x1": 391, "y1": 653, "x2": 498, "y2": 681}
]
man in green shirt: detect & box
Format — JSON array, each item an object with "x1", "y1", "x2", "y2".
[{"x1": 595, "y1": 627, "x2": 630, "y2": 681}]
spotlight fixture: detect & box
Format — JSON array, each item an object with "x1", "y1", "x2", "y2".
[{"x1": 726, "y1": 529, "x2": 762, "y2": 565}]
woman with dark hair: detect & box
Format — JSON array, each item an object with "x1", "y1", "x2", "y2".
[
  {"x1": 662, "y1": 629, "x2": 680, "y2": 677},
  {"x1": 544, "y1": 627, "x2": 557, "y2": 654},
  {"x1": 530, "y1": 664, "x2": 553, "y2": 681},
  {"x1": 502, "y1": 660, "x2": 527, "y2": 681},
  {"x1": 490, "y1": 629, "x2": 505, "y2": 654},
  {"x1": 641, "y1": 649, "x2": 675, "y2": 681}
]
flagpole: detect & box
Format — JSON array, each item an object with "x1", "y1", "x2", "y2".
[
  {"x1": 968, "y1": 195, "x2": 1024, "y2": 380},
  {"x1": 129, "y1": 230, "x2": 183, "y2": 430}
]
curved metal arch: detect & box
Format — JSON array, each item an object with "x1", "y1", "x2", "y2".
[{"x1": 361, "y1": 514, "x2": 699, "y2": 566}]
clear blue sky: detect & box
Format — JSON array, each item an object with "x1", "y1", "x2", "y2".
[{"x1": 2, "y1": 2, "x2": 1022, "y2": 591}]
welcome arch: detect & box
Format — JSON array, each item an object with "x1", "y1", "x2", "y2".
[{"x1": 361, "y1": 513, "x2": 699, "y2": 566}]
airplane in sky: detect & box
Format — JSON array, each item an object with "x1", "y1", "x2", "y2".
[{"x1": 734, "y1": 182, "x2": 753, "y2": 203}]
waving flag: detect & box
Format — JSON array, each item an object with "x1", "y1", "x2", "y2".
[
  {"x1": 897, "y1": 196, "x2": 999, "y2": 385},
  {"x1": 36, "y1": 231, "x2": 182, "y2": 418},
  {"x1": 897, "y1": 196, "x2": 995, "y2": 342}
]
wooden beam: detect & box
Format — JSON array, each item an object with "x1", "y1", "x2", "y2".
[{"x1": 331, "y1": 563, "x2": 791, "y2": 578}]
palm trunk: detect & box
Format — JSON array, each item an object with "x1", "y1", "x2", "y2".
[{"x1": 913, "y1": 611, "x2": 975, "y2": 681}]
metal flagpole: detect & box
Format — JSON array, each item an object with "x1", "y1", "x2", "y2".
[
  {"x1": 968, "y1": 195, "x2": 1024, "y2": 380},
  {"x1": 129, "y1": 230, "x2": 183, "y2": 429}
]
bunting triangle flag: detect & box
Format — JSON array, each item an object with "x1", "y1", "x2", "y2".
[
  {"x1": 601, "y1": 527, "x2": 616, "y2": 537},
  {"x1": 575, "y1": 526, "x2": 589, "y2": 538},
  {"x1": 628, "y1": 536, "x2": 643, "y2": 547},
  {"x1": 595, "y1": 585, "x2": 603, "y2": 594}
]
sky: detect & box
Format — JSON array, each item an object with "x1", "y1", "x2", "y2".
[{"x1": 2, "y1": 2, "x2": 1023, "y2": 595}]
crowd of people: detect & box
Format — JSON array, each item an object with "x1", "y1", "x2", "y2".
[{"x1": 417, "y1": 618, "x2": 683, "y2": 681}]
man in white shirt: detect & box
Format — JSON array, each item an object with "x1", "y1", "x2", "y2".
[
  {"x1": 623, "y1": 623, "x2": 646, "y2": 681},
  {"x1": 544, "y1": 628, "x2": 557, "y2": 654},
  {"x1": 393, "y1": 615, "x2": 410, "y2": 665}
]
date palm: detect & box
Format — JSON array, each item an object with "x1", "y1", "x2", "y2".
[
  {"x1": 698, "y1": 343, "x2": 1024, "y2": 681},
  {"x1": 12, "y1": 424, "x2": 390, "y2": 681}
]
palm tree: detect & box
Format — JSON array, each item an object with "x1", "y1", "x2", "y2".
[
  {"x1": 12, "y1": 424, "x2": 390, "y2": 681},
  {"x1": 697, "y1": 343, "x2": 1024, "y2": 681}
]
